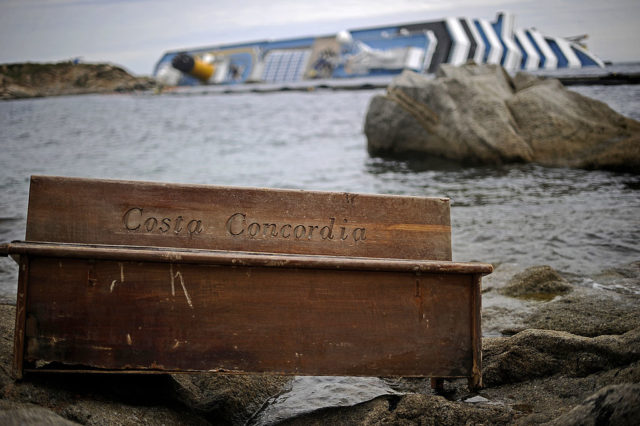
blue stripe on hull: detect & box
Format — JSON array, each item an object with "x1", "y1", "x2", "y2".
[
  {"x1": 572, "y1": 46, "x2": 599, "y2": 67},
  {"x1": 491, "y1": 16, "x2": 508, "y2": 66},
  {"x1": 514, "y1": 36, "x2": 527, "y2": 69},
  {"x1": 546, "y1": 38, "x2": 568, "y2": 68},
  {"x1": 473, "y1": 20, "x2": 491, "y2": 63},
  {"x1": 525, "y1": 30, "x2": 546, "y2": 68}
]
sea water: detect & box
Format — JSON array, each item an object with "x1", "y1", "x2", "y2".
[
  {"x1": 1, "y1": 77, "x2": 639, "y2": 297},
  {"x1": 1, "y1": 69, "x2": 639, "y2": 421}
]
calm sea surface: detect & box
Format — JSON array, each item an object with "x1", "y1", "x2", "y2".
[{"x1": 1, "y1": 75, "x2": 639, "y2": 298}]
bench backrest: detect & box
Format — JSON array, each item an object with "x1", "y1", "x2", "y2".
[{"x1": 26, "y1": 175, "x2": 452, "y2": 260}]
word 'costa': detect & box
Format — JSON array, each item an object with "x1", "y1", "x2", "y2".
[
  {"x1": 225, "y1": 213, "x2": 366, "y2": 242},
  {"x1": 123, "y1": 207, "x2": 204, "y2": 235}
]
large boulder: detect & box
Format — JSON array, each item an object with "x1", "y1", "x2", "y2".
[{"x1": 365, "y1": 63, "x2": 640, "y2": 172}]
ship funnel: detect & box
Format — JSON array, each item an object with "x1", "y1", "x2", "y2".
[{"x1": 171, "y1": 53, "x2": 214, "y2": 83}]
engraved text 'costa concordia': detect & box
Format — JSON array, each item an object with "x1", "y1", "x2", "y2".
[{"x1": 122, "y1": 208, "x2": 367, "y2": 242}]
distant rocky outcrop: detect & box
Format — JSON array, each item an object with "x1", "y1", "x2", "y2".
[
  {"x1": 365, "y1": 63, "x2": 640, "y2": 173},
  {"x1": 0, "y1": 61, "x2": 156, "y2": 100}
]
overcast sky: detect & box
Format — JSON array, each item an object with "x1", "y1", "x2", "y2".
[{"x1": 1, "y1": 0, "x2": 638, "y2": 75}]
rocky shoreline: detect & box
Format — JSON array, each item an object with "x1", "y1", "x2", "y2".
[
  {"x1": 0, "y1": 62, "x2": 156, "y2": 100},
  {"x1": 0, "y1": 261, "x2": 638, "y2": 424}
]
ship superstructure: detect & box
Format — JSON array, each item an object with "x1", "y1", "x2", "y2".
[{"x1": 153, "y1": 12, "x2": 604, "y2": 86}]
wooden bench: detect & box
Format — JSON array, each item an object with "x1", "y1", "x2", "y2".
[{"x1": 1, "y1": 176, "x2": 492, "y2": 390}]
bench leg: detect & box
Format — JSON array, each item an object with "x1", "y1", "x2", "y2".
[
  {"x1": 469, "y1": 273, "x2": 483, "y2": 392},
  {"x1": 468, "y1": 372, "x2": 482, "y2": 392},
  {"x1": 430, "y1": 377, "x2": 444, "y2": 392},
  {"x1": 12, "y1": 256, "x2": 29, "y2": 380}
]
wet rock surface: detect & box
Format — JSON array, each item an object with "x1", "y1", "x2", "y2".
[
  {"x1": 483, "y1": 328, "x2": 640, "y2": 386},
  {"x1": 0, "y1": 262, "x2": 638, "y2": 424},
  {"x1": 591, "y1": 261, "x2": 640, "y2": 295},
  {"x1": 520, "y1": 293, "x2": 640, "y2": 337},
  {"x1": 275, "y1": 393, "x2": 515, "y2": 426},
  {"x1": 365, "y1": 63, "x2": 640, "y2": 172},
  {"x1": 548, "y1": 383, "x2": 640, "y2": 425},
  {"x1": 499, "y1": 265, "x2": 573, "y2": 301},
  {"x1": 0, "y1": 405, "x2": 78, "y2": 425},
  {"x1": 0, "y1": 62, "x2": 156, "y2": 100}
]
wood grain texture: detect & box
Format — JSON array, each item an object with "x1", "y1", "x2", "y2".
[
  {"x1": 25, "y1": 176, "x2": 452, "y2": 261},
  {"x1": 25, "y1": 257, "x2": 473, "y2": 377}
]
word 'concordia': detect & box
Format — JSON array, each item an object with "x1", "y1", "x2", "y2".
[{"x1": 226, "y1": 213, "x2": 367, "y2": 242}]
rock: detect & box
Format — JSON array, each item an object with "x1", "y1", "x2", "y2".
[
  {"x1": 506, "y1": 78, "x2": 640, "y2": 171},
  {"x1": 0, "y1": 61, "x2": 156, "y2": 100},
  {"x1": 0, "y1": 405, "x2": 78, "y2": 425},
  {"x1": 251, "y1": 376, "x2": 400, "y2": 425},
  {"x1": 479, "y1": 364, "x2": 640, "y2": 424},
  {"x1": 172, "y1": 373, "x2": 290, "y2": 425},
  {"x1": 522, "y1": 292, "x2": 640, "y2": 337},
  {"x1": 364, "y1": 63, "x2": 640, "y2": 172},
  {"x1": 497, "y1": 261, "x2": 640, "y2": 337},
  {"x1": 272, "y1": 396, "x2": 394, "y2": 425},
  {"x1": 464, "y1": 395, "x2": 490, "y2": 403},
  {"x1": 277, "y1": 393, "x2": 514, "y2": 426},
  {"x1": 500, "y1": 265, "x2": 573, "y2": 301},
  {"x1": 591, "y1": 261, "x2": 640, "y2": 295},
  {"x1": 548, "y1": 383, "x2": 640, "y2": 426},
  {"x1": 512, "y1": 71, "x2": 540, "y2": 91},
  {"x1": 480, "y1": 263, "x2": 540, "y2": 336},
  {"x1": 483, "y1": 327, "x2": 640, "y2": 387},
  {"x1": 365, "y1": 64, "x2": 534, "y2": 164}
]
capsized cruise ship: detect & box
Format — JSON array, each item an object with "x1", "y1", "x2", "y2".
[{"x1": 153, "y1": 12, "x2": 605, "y2": 86}]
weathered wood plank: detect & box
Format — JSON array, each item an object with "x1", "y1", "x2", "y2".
[
  {"x1": 12, "y1": 256, "x2": 29, "y2": 379},
  {"x1": 25, "y1": 176, "x2": 452, "y2": 261},
  {"x1": 4, "y1": 242, "x2": 492, "y2": 275},
  {"x1": 469, "y1": 274, "x2": 483, "y2": 390},
  {"x1": 25, "y1": 257, "x2": 474, "y2": 377}
]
